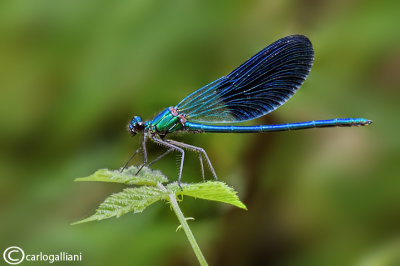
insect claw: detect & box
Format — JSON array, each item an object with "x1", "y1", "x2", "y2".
[{"x1": 177, "y1": 181, "x2": 183, "y2": 191}]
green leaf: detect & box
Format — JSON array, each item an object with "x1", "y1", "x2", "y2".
[
  {"x1": 72, "y1": 186, "x2": 168, "y2": 225},
  {"x1": 168, "y1": 181, "x2": 247, "y2": 210},
  {"x1": 72, "y1": 168, "x2": 246, "y2": 225},
  {"x1": 74, "y1": 166, "x2": 168, "y2": 186}
]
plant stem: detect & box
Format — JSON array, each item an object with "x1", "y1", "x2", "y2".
[{"x1": 167, "y1": 190, "x2": 208, "y2": 266}]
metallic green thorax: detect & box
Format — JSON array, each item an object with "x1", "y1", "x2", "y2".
[{"x1": 146, "y1": 107, "x2": 184, "y2": 135}]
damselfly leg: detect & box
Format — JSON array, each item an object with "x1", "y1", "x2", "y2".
[
  {"x1": 135, "y1": 134, "x2": 149, "y2": 175},
  {"x1": 120, "y1": 148, "x2": 140, "y2": 172},
  {"x1": 166, "y1": 139, "x2": 218, "y2": 181},
  {"x1": 151, "y1": 136, "x2": 185, "y2": 187}
]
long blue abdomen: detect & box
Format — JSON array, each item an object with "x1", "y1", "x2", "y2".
[{"x1": 185, "y1": 118, "x2": 371, "y2": 133}]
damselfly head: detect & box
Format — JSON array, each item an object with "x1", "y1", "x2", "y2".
[{"x1": 128, "y1": 116, "x2": 145, "y2": 136}]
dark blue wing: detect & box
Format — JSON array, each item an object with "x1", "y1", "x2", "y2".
[{"x1": 175, "y1": 35, "x2": 314, "y2": 123}]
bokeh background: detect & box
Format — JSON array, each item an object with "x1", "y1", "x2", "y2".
[{"x1": 1, "y1": 0, "x2": 399, "y2": 265}]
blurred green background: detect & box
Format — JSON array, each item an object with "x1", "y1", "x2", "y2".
[{"x1": 1, "y1": 0, "x2": 399, "y2": 265}]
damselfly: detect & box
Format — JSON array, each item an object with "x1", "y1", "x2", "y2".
[{"x1": 124, "y1": 35, "x2": 371, "y2": 184}]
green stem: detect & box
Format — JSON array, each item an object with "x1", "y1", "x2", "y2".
[{"x1": 159, "y1": 183, "x2": 208, "y2": 266}]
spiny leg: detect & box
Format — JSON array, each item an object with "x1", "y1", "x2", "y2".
[
  {"x1": 134, "y1": 136, "x2": 173, "y2": 175},
  {"x1": 199, "y1": 154, "x2": 205, "y2": 181},
  {"x1": 146, "y1": 148, "x2": 174, "y2": 167},
  {"x1": 152, "y1": 136, "x2": 185, "y2": 187},
  {"x1": 166, "y1": 139, "x2": 218, "y2": 181},
  {"x1": 168, "y1": 141, "x2": 205, "y2": 181},
  {"x1": 120, "y1": 147, "x2": 140, "y2": 172},
  {"x1": 135, "y1": 134, "x2": 148, "y2": 175}
]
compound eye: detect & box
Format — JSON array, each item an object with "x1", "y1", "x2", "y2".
[{"x1": 134, "y1": 116, "x2": 142, "y2": 123}]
